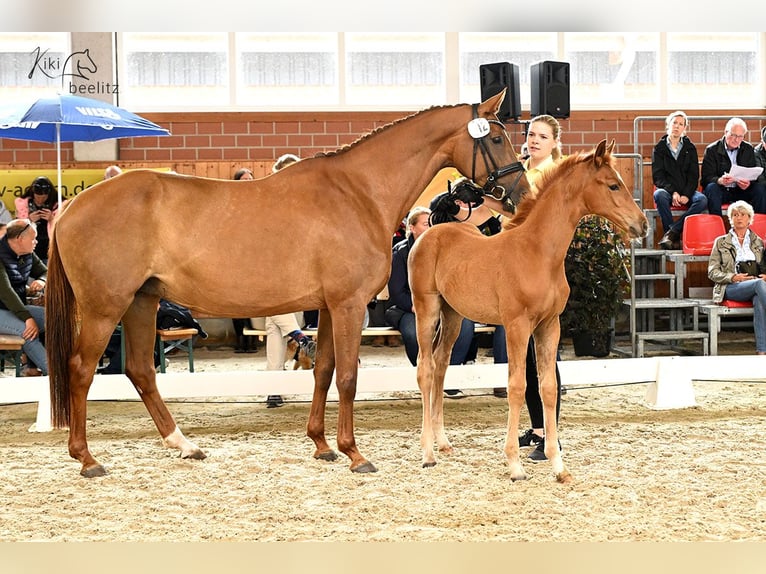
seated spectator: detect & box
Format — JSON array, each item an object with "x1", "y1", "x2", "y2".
[
  {"x1": 231, "y1": 166, "x2": 258, "y2": 353},
  {"x1": 0, "y1": 219, "x2": 48, "y2": 376},
  {"x1": 253, "y1": 155, "x2": 316, "y2": 408},
  {"x1": 652, "y1": 111, "x2": 708, "y2": 250},
  {"x1": 429, "y1": 176, "x2": 510, "y2": 399},
  {"x1": 701, "y1": 118, "x2": 766, "y2": 218},
  {"x1": 755, "y1": 126, "x2": 766, "y2": 189},
  {"x1": 0, "y1": 201, "x2": 12, "y2": 226},
  {"x1": 708, "y1": 201, "x2": 766, "y2": 355},
  {"x1": 386, "y1": 205, "x2": 474, "y2": 399},
  {"x1": 14, "y1": 176, "x2": 58, "y2": 266},
  {"x1": 104, "y1": 165, "x2": 123, "y2": 179}
]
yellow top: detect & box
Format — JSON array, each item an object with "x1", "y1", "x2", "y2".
[{"x1": 523, "y1": 155, "x2": 557, "y2": 187}]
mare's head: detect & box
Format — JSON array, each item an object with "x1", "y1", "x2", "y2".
[
  {"x1": 560, "y1": 139, "x2": 648, "y2": 239},
  {"x1": 453, "y1": 89, "x2": 531, "y2": 214}
]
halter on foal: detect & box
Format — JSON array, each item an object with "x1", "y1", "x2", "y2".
[
  {"x1": 46, "y1": 89, "x2": 531, "y2": 478},
  {"x1": 408, "y1": 140, "x2": 648, "y2": 483}
]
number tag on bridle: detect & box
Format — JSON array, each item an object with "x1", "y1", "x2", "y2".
[{"x1": 467, "y1": 118, "x2": 490, "y2": 139}]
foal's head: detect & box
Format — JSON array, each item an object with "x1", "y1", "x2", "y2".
[{"x1": 502, "y1": 140, "x2": 648, "y2": 240}]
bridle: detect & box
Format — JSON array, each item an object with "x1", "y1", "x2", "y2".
[{"x1": 469, "y1": 103, "x2": 527, "y2": 213}]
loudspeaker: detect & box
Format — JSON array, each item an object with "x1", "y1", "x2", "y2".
[
  {"x1": 530, "y1": 60, "x2": 570, "y2": 118},
  {"x1": 479, "y1": 62, "x2": 521, "y2": 122}
]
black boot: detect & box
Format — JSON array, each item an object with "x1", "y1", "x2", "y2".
[{"x1": 659, "y1": 229, "x2": 680, "y2": 250}]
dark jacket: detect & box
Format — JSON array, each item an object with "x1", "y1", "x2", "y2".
[
  {"x1": 701, "y1": 137, "x2": 759, "y2": 188},
  {"x1": 755, "y1": 142, "x2": 766, "y2": 186},
  {"x1": 651, "y1": 135, "x2": 699, "y2": 198},
  {"x1": 388, "y1": 235, "x2": 415, "y2": 313},
  {"x1": 0, "y1": 236, "x2": 48, "y2": 321}
]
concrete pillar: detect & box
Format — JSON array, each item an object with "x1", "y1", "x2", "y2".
[{"x1": 69, "y1": 32, "x2": 118, "y2": 162}]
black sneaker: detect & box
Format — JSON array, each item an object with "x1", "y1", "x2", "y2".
[
  {"x1": 518, "y1": 428, "x2": 544, "y2": 447},
  {"x1": 444, "y1": 389, "x2": 466, "y2": 399},
  {"x1": 299, "y1": 338, "x2": 317, "y2": 361},
  {"x1": 493, "y1": 387, "x2": 507, "y2": 399},
  {"x1": 266, "y1": 395, "x2": 284, "y2": 408},
  {"x1": 528, "y1": 438, "x2": 562, "y2": 462}
]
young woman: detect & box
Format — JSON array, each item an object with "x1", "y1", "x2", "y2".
[
  {"x1": 516, "y1": 115, "x2": 565, "y2": 462},
  {"x1": 14, "y1": 176, "x2": 58, "y2": 265}
]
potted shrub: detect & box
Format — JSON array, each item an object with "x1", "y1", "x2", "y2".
[{"x1": 560, "y1": 215, "x2": 631, "y2": 357}]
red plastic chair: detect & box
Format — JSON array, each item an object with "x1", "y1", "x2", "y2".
[
  {"x1": 722, "y1": 299, "x2": 753, "y2": 308},
  {"x1": 749, "y1": 214, "x2": 766, "y2": 239},
  {"x1": 682, "y1": 214, "x2": 726, "y2": 255}
]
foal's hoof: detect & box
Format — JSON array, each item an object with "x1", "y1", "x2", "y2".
[
  {"x1": 314, "y1": 449, "x2": 338, "y2": 462},
  {"x1": 556, "y1": 470, "x2": 573, "y2": 484},
  {"x1": 510, "y1": 472, "x2": 528, "y2": 482},
  {"x1": 350, "y1": 461, "x2": 378, "y2": 473},
  {"x1": 182, "y1": 449, "x2": 207, "y2": 461},
  {"x1": 80, "y1": 464, "x2": 107, "y2": 478},
  {"x1": 422, "y1": 461, "x2": 437, "y2": 468}
]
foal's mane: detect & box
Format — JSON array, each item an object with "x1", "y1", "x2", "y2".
[
  {"x1": 315, "y1": 103, "x2": 463, "y2": 158},
  {"x1": 503, "y1": 146, "x2": 612, "y2": 230}
]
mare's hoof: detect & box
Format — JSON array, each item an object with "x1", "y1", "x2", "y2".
[
  {"x1": 182, "y1": 449, "x2": 207, "y2": 461},
  {"x1": 556, "y1": 470, "x2": 573, "y2": 484},
  {"x1": 350, "y1": 461, "x2": 378, "y2": 473},
  {"x1": 314, "y1": 450, "x2": 338, "y2": 462},
  {"x1": 510, "y1": 473, "x2": 528, "y2": 482},
  {"x1": 80, "y1": 464, "x2": 107, "y2": 478},
  {"x1": 422, "y1": 461, "x2": 436, "y2": 468}
]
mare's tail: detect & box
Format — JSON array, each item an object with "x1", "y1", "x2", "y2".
[{"x1": 46, "y1": 232, "x2": 78, "y2": 429}]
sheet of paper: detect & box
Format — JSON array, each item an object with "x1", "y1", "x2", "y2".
[{"x1": 728, "y1": 165, "x2": 764, "y2": 180}]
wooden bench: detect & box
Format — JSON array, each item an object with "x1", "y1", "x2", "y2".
[
  {"x1": 155, "y1": 328, "x2": 198, "y2": 373},
  {"x1": 243, "y1": 324, "x2": 496, "y2": 340},
  {"x1": 0, "y1": 334, "x2": 26, "y2": 376}
]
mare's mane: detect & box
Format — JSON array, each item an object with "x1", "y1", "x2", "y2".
[
  {"x1": 315, "y1": 103, "x2": 462, "y2": 158},
  {"x1": 503, "y1": 147, "x2": 610, "y2": 230}
]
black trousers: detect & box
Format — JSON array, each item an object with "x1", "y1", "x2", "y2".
[{"x1": 524, "y1": 336, "x2": 562, "y2": 429}]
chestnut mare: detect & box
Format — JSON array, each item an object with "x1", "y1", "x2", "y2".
[
  {"x1": 46, "y1": 90, "x2": 532, "y2": 478},
  {"x1": 408, "y1": 140, "x2": 648, "y2": 483}
]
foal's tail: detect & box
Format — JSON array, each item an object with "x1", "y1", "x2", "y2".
[{"x1": 46, "y1": 233, "x2": 78, "y2": 429}]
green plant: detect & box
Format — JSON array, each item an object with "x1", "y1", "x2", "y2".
[{"x1": 560, "y1": 215, "x2": 631, "y2": 336}]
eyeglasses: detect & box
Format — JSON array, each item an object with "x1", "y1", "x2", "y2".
[
  {"x1": 727, "y1": 132, "x2": 746, "y2": 141},
  {"x1": 17, "y1": 223, "x2": 31, "y2": 238}
]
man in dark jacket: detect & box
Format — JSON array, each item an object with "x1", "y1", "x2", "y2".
[
  {"x1": 386, "y1": 205, "x2": 474, "y2": 398},
  {"x1": 652, "y1": 111, "x2": 707, "y2": 249},
  {"x1": 701, "y1": 117, "x2": 766, "y2": 217}
]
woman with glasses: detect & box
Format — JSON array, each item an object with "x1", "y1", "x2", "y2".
[
  {"x1": 14, "y1": 176, "x2": 59, "y2": 265},
  {"x1": 0, "y1": 219, "x2": 48, "y2": 376},
  {"x1": 701, "y1": 117, "x2": 766, "y2": 218}
]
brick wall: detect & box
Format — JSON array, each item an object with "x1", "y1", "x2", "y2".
[{"x1": 3, "y1": 108, "x2": 765, "y2": 203}]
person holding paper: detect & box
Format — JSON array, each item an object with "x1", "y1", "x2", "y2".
[{"x1": 701, "y1": 117, "x2": 766, "y2": 218}]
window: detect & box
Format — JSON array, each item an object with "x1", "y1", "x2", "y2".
[
  {"x1": 666, "y1": 33, "x2": 760, "y2": 105},
  {"x1": 120, "y1": 33, "x2": 229, "y2": 109},
  {"x1": 564, "y1": 33, "x2": 660, "y2": 104},
  {"x1": 0, "y1": 32, "x2": 69, "y2": 102},
  {"x1": 344, "y1": 33, "x2": 445, "y2": 106},
  {"x1": 235, "y1": 33, "x2": 337, "y2": 106}
]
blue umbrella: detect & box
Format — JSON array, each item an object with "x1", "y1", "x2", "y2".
[{"x1": 0, "y1": 94, "x2": 170, "y2": 206}]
